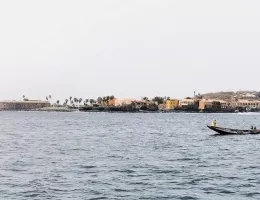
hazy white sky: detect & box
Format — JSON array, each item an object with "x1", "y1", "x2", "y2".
[{"x1": 0, "y1": 0, "x2": 260, "y2": 101}]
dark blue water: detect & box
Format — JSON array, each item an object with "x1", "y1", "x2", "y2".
[{"x1": 1, "y1": 112, "x2": 260, "y2": 200}]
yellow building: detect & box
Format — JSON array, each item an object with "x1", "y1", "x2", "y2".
[{"x1": 165, "y1": 99, "x2": 179, "y2": 110}]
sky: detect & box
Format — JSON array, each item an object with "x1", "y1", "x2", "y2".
[{"x1": 0, "y1": 0, "x2": 260, "y2": 102}]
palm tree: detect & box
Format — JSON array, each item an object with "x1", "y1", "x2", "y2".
[
  {"x1": 73, "y1": 98, "x2": 78, "y2": 108},
  {"x1": 48, "y1": 95, "x2": 52, "y2": 106},
  {"x1": 102, "y1": 97, "x2": 106, "y2": 105},
  {"x1": 56, "y1": 100, "x2": 60, "y2": 106},
  {"x1": 77, "y1": 98, "x2": 82, "y2": 108},
  {"x1": 22, "y1": 95, "x2": 29, "y2": 101},
  {"x1": 64, "y1": 99, "x2": 68, "y2": 106},
  {"x1": 79, "y1": 98, "x2": 82, "y2": 104},
  {"x1": 97, "y1": 97, "x2": 102, "y2": 104},
  {"x1": 142, "y1": 97, "x2": 148, "y2": 101},
  {"x1": 84, "y1": 99, "x2": 89, "y2": 105},
  {"x1": 69, "y1": 96, "x2": 72, "y2": 105},
  {"x1": 46, "y1": 96, "x2": 49, "y2": 101}
]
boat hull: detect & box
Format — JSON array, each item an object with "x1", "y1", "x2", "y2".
[{"x1": 207, "y1": 125, "x2": 260, "y2": 135}]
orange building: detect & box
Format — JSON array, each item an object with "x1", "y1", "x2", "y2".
[{"x1": 199, "y1": 99, "x2": 227, "y2": 110}]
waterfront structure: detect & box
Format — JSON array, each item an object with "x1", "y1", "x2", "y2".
[
  {"x1": 231, "y1": 100, "x2": 260, "y2": 109},
  {"x1": 0, "y1": 100, "x2": 50, "y2": 111},
  {"x1": 179, "y1": 98, "x2": 195, "y2": 107},
  {"x1": 199, "y1": 99, "x2": 228, "y2": 110},
  {"x1": 165, "y1": 99, "x2": 179, "y2": 110},
  {"x1": 108, "y1": 98, "x2": 136, "y2": 106}
]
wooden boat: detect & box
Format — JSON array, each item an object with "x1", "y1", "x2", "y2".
[{"x1": 207, "y1": 125, "x2": 260, "y2": 135}]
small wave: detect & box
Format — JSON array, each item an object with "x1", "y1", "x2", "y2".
[
  {"x1": 8, "y1": 168, "x2": 28, "y2": 172},
  {"x1": 79, "y1": 165, "x2": 97, "y2": 169},
  {"x1": 114, "y1": 188, "x2": 130, "y2": 192},
  {"x1": 24, "y1": 193, "x2": 40, "y2": 198},
  {"x1": 175, "y1": 158, "x2": 194, "y2": 161},
  {"x1": 21, "y1": 190, "x2": 48, "y2": 198},
  {"x1": 151, "y1": 169, "x2": 181, "y2": 174},
  {"x1": 128, "y1": 181, "x2": 153, "y2": 186},
  {"x1": 244, "y1": 192, "x2": 260, "y2": 197},
  {"x1": 48, "y1": 188, "x2": 69, "y2": 192},
  {"x1": 179, "y1": 196, "x2": 199, "y2": 200},
  {"x1": 219, "y1": 189, "x2": 236, "y2": 194},
  {"x1": 89, "y1": 197, "x2": 108, "y2": 200},
  {"x1": 113, "y1": 169, "x2": 135, "y2": 173}
]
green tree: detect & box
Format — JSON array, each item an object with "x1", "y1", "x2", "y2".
[{"x1": 152, "y1": 96, "x2": 164, "y2": 104}]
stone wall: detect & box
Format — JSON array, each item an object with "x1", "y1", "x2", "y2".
[{"x1": 0, "y1": 101, "x2": 51, "y2": 110}]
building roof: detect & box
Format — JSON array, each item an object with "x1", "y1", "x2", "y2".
[
  {"x1": 181, "y1": 98, "x2": 194, "y2": 102},
  {"x1": 200, "y1": 99, "x2": 227, "y2": 103}
]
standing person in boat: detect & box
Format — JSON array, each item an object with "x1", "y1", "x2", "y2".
[{"x1": 212, "y1": 119, "x2": 217, "y2": 127}]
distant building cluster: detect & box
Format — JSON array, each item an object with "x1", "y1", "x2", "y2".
[
  {"x1": 1, "y1": 91, "x2": 260, "y2": 112},
  {"x1": 107, "y1": 92, "x2": 260, "y2": 112}
]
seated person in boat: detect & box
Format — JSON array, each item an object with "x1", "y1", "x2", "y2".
[{"x1": 212, "y1": 119, "x2": 217, "y2": 127}]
